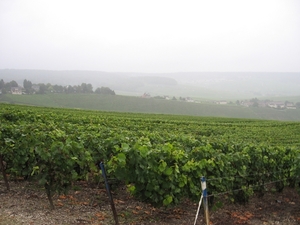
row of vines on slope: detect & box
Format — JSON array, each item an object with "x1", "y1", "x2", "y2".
[{"x1": 0, "y1": 104, "x2": 299, "y2": 208}]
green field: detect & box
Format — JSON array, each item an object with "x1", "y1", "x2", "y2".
[{"x1": 1, "y1": 93, "x2": 300, "y2": 121}]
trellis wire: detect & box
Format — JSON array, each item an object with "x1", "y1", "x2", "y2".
[
  {"x1": 206, "y1": 178, "x2": 287, "y2": 198},
  {"x1": 193, "y1": 176, "x2": 291, "y2": 224},
  {"x1": 206, "y1": 169, "x2": 296, "y2": 182}
]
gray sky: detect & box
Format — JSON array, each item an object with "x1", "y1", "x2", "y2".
[{"x1": 1, "y1": 0, "x2": 299, "y2": 73}]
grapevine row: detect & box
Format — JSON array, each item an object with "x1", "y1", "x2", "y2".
[{"x1": 0, "y1": 104, "x2": 299, "y2": 208}]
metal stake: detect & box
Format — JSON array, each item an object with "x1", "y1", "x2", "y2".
[{"x1": 99, "y1": 162, "x2": 119, "y2": 225}]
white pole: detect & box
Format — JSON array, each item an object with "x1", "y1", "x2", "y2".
[{"x1": 193, "y1": 194, "x2": 203, "y2": 225}]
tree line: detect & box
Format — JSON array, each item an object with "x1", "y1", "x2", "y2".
[{"x1": 0, "y1": 79, "x2": 115, "y2": 95}]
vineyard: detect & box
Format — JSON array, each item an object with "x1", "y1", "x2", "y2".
[{"x1": 1, "y1": 103, "x2": 300, "y2": 214}]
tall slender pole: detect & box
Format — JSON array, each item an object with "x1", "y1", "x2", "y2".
[
  {"x1": 99, "y1": 162, "x2": 119, "y2": 225},
  {"x1": 201, "y1": 176, "x2": 210, "y2": 225}
]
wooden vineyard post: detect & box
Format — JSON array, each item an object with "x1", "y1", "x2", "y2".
[{"x1": 201, "y1": 176, "x2": 210, "y2": 225}]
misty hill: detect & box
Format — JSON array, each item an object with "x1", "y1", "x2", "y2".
[
  {"x1": 169, "y1": 72, "x2": 300, "y2": 97},
  {"x1": 1, "y1": 69, "x2": 300, "y2": 99}
]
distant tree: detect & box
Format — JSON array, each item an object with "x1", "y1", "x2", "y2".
[
  {"x1": 53, "y1": 85, "x2": 64, "y2": 93},
  {"x1": 95, "y1": 87, "x2": 115, "y2": 95},
  {"x1": 0, "y1": 79, "x2": 4, "y2": 89},
  {"x1": 1, "y1": 80, "x2": 18, "y2": 93},
  {"x1": 66, "y1": 85, "x2": 74, "y2": 93},
  {"x1": 284, "y1": 100, "x2": 291, "y2": 106},
  {"x1": 47, "y1": 83, "x2": 54, "y2": 93},
  {"x1": 153, "y1": 96, "x2": 164, "y2": 99},
  {"x1": 9, "y1": 80, "x2": 18, "y2": 87},
  {"x1": 0, "y1": 79, "x2": 5, "y2": 93},
  {"x1": 4, "y1": 82, "x2": 12, "y2": 90},
  {"x1": 73, "y1": 85, "x2": 82, "y2": 93},
  {"x1": 250, "y1": 98, "x2": 259, "y2": 103},
  {"x1": 86, "y1": 83, "x2": 93, "y2": 93},
  {"x1": 81, "y1": 83, "x2": 88, "y2": 93},
  {"x1": 23, "y1": 79, "x2": 33, "y2": 94},
  {"x1": 172, "y1": 96, "x2": 177, "y2": 100},
  {"x1": 236, "y1": 100, "x2": 240, "y2": 105},
  {"x1": 37, "y1": 83, "x2": 47, "y2": 94},
  {"x1": 81, "y1": 83, "x2": 93, "y2": 93},
  {"x1": 296, "y1": 102, "x2": 300, "y2": 109},
  {"x1": 250, "y1": 98, "x2": 259, "y2": 107}
]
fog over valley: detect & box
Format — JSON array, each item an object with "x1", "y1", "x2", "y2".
[
  {"x1": 1, "y1": 69, "x2": 300, "y2": 100},
  {"x1": 1, "y1": 1, "x2": 300, "y2": 101}
]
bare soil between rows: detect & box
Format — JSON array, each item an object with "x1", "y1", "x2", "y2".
[{"x1": 0, "y1": 180, "x2": 299, "y2": 225}]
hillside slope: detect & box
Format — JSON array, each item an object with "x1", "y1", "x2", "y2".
[{"x1": 1, "y1": 94, "x2": 300, "y2": 121}]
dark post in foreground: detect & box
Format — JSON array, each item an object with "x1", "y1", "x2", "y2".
[
  {"x1": 0, "y1": 155, "x2": 9, "y2": 191},
  {"x1": 99, "y1": 162, "x2": 119, "y2": 225}
]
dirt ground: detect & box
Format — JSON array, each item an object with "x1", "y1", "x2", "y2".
[{"x1": 0, "y1": 180, "x2": 299, "y2": 225}]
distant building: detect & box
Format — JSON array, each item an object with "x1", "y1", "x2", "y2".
[
  {"x1": 268, "y1": 102, "x2": 285, "y2": 109},
  {"x1": 141, "y1": 93, "x2": 151, "y2": 98},
  {"x1": 286, "y1": 103, "x2": 296, "y2": 109},
  {"x1": 32, "y1": 84, "x2": 40, "y2": 92},
  {"x1": 258, "y1": 102, "x2": 267, "y2": 107},
  {"x1": 186, "y1": 97, "x2": 194, "y2": 103},
  {"x1": 216, "y1": 100, "x2": 227, "y2": 105},
  {"x1": 11, "y1": 87, "x2": 23, "y2": 95},
  {"x1": 241, "y1": 101, "x2": 253, "y2": 107}
]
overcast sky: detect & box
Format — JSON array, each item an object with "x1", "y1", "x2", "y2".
[{"x1": 0, "y1": 0, "x2": 299, "y2": 73}]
